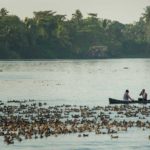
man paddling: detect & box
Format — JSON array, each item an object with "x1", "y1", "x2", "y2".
[
  {"x1": 123, "y1": 90, "x2": 133, "y2": 101},
  {"x1": 139, "y1": 89, "x2": 147, "y2": 100}
]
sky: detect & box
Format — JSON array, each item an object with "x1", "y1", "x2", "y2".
[{"x1": 0, "y1": 0, "x2": 150, "y2": 23}]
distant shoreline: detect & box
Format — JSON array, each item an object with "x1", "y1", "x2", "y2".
[
  {"x1": 0, "y1": 57, "x2": 150, "y2": 61},
  {"x1": 1, "y1": 7, "x2": 150, "y2": 60}
]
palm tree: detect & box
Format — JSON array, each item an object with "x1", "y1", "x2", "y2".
[
  {"x1": 72, "y1": 9, "x2": 83, "y2": 22},
  {"x1": 142, "y1": 6, "x2": 150, "y2": 23},
  {"x1": 142, "y1": 6, "x2": 150, "y2": 43},
  {"x1": 0, "y1": 8, "x2": 8, "y2": 17}
]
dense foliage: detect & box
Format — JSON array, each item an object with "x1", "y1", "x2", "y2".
[{"x1": 0, "y1": 7, "x2": 150, "y2": 59}]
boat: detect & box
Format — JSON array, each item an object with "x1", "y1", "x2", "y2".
[{"x1": 109, "y1": 98, "x2": 150, "y2": 104}]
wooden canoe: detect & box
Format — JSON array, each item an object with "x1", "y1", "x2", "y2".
[{"x1": 109, "y1": 98, "x2": 150, "y2": 104}]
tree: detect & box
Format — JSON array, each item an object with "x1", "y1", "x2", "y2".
[
  {"x1": 72, "y1": 9, "x2": 83, "y2": 22},
  {"x1": 141, "y1": 6, "x2": 150, "y2": 43},
  {"x1": 0, "y1": 8, "x2": 8, "y2": 17},
  {"x1": 142, "y1": 6, "x2": 150, "y2": 23}
]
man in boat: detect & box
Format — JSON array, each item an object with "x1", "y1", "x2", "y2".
[
  {"x1": 123, "y1": 90, "x2": 133, "y2": 101},
  {"x1": 139, "y1": 89, "x2": 147, "y2": 100}
]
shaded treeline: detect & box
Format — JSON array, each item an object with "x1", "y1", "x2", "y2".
[{"x1": 0, "y1": 7, "x2": 150, "y2": 59}]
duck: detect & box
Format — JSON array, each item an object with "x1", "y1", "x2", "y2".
[
  {"x1": 83, "y1": 134, "x2": 89, "y2": 137},
  {"x1": 111, "y1": 135, "x2": 119, "y2": 139}
]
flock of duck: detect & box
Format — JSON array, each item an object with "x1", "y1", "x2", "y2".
[{"x1": 0, "y1": 100, "x2": 150, "y2": 144}]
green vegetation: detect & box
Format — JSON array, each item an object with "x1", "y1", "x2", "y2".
[{"x1": 0, "y1": 7, "x2": 150, "y2": 59}]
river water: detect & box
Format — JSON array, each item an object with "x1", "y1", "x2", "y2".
[{"x1": 0, "y1": 59, "x2": 150, "y2": 149}]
